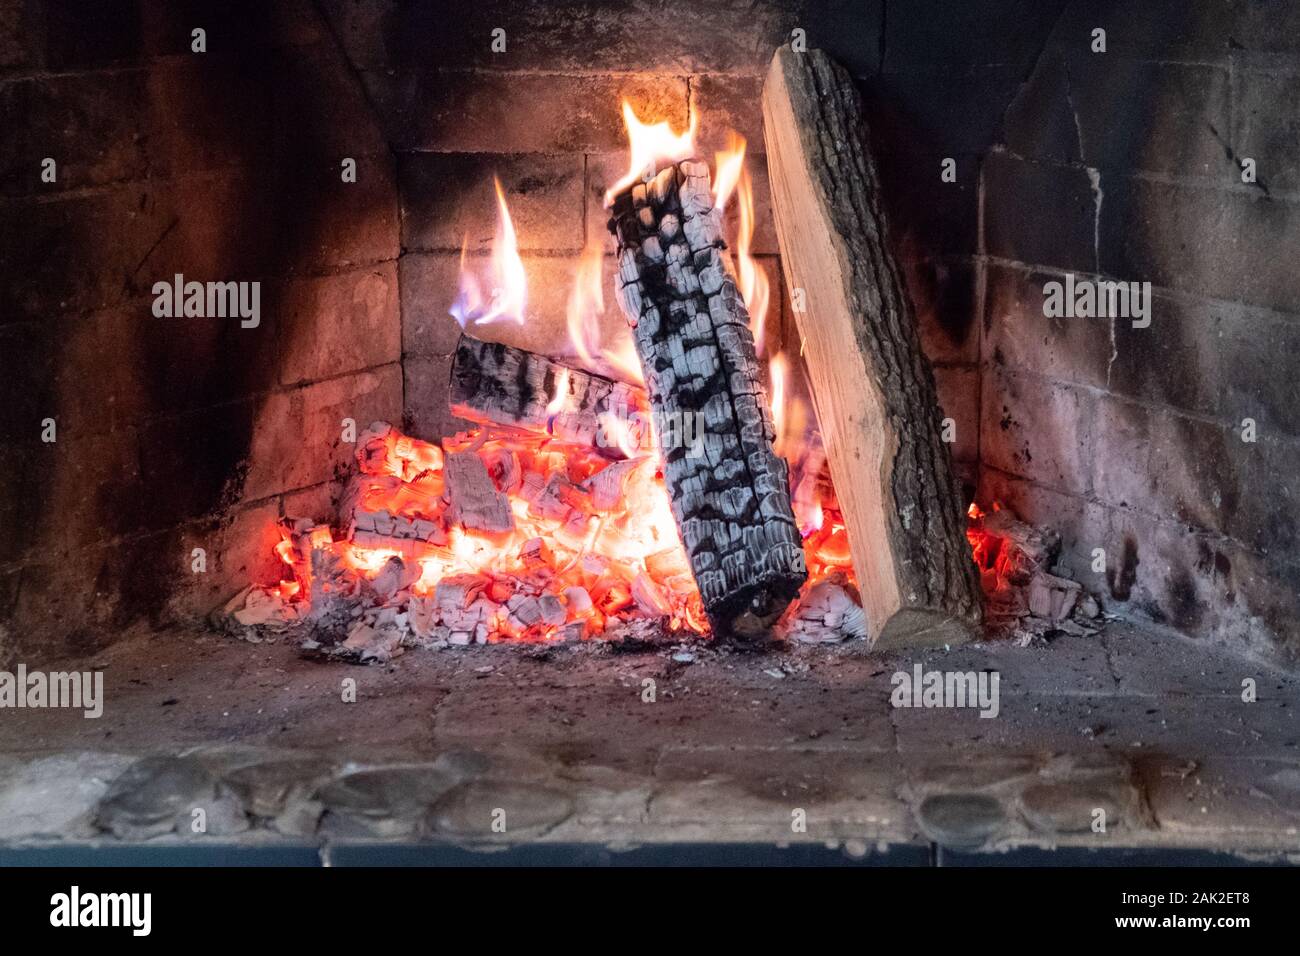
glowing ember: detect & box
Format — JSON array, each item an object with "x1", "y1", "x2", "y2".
[
  {"x1": 260, "y1": 422, "x2": 707, "y2": 645},
  {"x1": 603, "y1": 101, "x2": 697, "y2": 205},
  {"x1": 449, "y1": 177, "x2": 528, "y2": 327}
]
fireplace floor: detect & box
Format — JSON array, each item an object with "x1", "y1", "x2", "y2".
[{"x1": 1, "y1": 622, "x2": 1297, "y2": 861}]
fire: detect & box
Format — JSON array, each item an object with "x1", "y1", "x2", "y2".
[
  {"x1": 715, "y1": 135, "x2": 771, "y2": 356},
  {"x1": 450, "y1": 177, "x2": 528, "y2": 327},
  {"x1": 264, "y1": 423, "x2": 706, "y2": 644},
  {"x1": 566, "y1": 243, "x2": 605, "y2": 369},
  {"x1": 564, "y1": 242, "x2": 645, "y2": 387},
  {"x1": 604, "y1": 101, "x2": 697, "y2": 205},
  {"x1": 769, "y1": 352, "x2": 789, "y2": 454}
]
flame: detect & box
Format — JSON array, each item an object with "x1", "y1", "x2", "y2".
[
  {"x1": 566, "y1": 243, "x2": 605, "y2": 368},
  {"x1": 735, "y1": 164, "x2": 770, "y2": 355},
  {"x1": 545, "y1": 368, "x2": 571, "y2": 434},
  {"x1": 714, "y1": 136, "x2": 746, "y2": 212},
  {"x1": 605, "y1": 101, "x2": 697, "y2": 205},
  {"x1": 598, "y1": 411, "x2": 640, "y2": 459},
  {"x1": 769, "y1": 352, "x2": 789, "y2": 454},
  {"x1": 449, "y1": 177, "x2": 528, "y2": 328}
]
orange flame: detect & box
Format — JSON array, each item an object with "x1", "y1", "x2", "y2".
[
  {"x1": 605, "y1": 101, "x2": 697, "y2": 205},
  {"x1": 769, "y1": 352, "x2": 789, "y2": 454},
  {"x1": 450, "y1": 177, "x2": 528, "y2": 327},
  {"x1": 566, "y1": 243, "x2": 605, "y2": 369},
  {"x1": 715, "y1": 135, "x2": 770, "y2": 356}
]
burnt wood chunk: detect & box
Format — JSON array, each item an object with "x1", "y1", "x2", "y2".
[
  {"x1": 607, "y1": 159, "x2": 806, "y2": 633},
  {"x1": 448, "y1": 333, "x2": 648, "y2": 457},
  {"x1": 762, "y1": 47, "x2": 982, "y2": 648},
  {"x1": 444, "y1": 450, "x2": 513, "y2": 534}
]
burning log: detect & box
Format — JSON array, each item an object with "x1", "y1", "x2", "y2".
[
  {"x1": 607, "y1": 160, "x2": 806, "y2": 633},
  {"x1": 448, "y1": 333, "x2": 649, "y2": 457},
  {"x1": 762, "y1": 47, "x2": 982, "y2": 648}
]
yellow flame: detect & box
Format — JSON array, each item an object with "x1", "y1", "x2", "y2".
[
  {"x1": 735, "y1": 164, "x2": 770, "y2": 356},
  {"x1": 605, "y1": 101, "x2": 697, "y2": 205},
  {"x1": 449, "y1": 177, "x2": 528, "y2": 327},
  {"x1": 598, "y1": 411, "x2": 641, "y2": 459},
  {"x1": 566, "y1": 243, "x2": 605, "y2": 368},
  {"x1": 713, "y1": 134, "x2": 746, "y2": 212},
  {"x1": 770, "y1": 352, "x2": 788, "y2": 455},
  {"x1": 546, "y1": 368, "x2": 571, "y2": 422}
]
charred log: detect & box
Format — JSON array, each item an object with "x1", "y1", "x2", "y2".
[{"x1": 607, "y1": 160, "x2": 806, "y2": 633}]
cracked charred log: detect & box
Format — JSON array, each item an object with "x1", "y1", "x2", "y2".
[{"x1": 607, "y1": 160, "x2": 806, "y2": 634}]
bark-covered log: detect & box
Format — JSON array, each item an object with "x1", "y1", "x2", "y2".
[
  {"x1": 607, "y1": 160, "x2": 806, "y2": 633},
  {"x1": 762, "y1": 47, "x2": 982, "y2": 648},
  {"x1": 448, "y1": 333, "x2": 649, "y2": 457}
]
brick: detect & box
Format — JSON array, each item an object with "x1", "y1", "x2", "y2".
[
  {"x1": 1106, "y1": 291, "x2": 1222, "y2": 421},
  {"x1": 1046, "y1": 0, "x2": 1300, "y2": 63},
  {"x1": 0, "y1": 449, "x2": 42, "y2": 567},
  {"x1": 865, "y1": 66, "x2": 1024, "y2": 154},
  {"x1": 272, "y1": 158, "x2": 399, "y2": 275},
  {"x1": 399, "y1": 252, "x2": 629, "y2": 361},
  {"x1": 270, "y1": 43, "x2": 386, "y2": 163},
  {"x1": 980, "y1": 366, "x2": 1093, "y2": 496},
  {"x1": 0, "y1": 172, "x2": 294, "y2": 321},
  {"x1": 906, "y1": 257, "x2": 979, "y2": 365},
  {"x1": 979, "y1": 468, "x2": 1298, "y2": 659},
  {"x1": 323, "y1": 0, "x2": 823, "y2": 75},
  {"x1": 138, "y1": 399, "x2": 256, "y2": 530},
  {"x1": 0, "y1": 0, "x2": 36, "y2": 71},
  {"x1": 1098, "y1": 177, "x2": 1300, "y2": 315},
  {"x1": 400, "y1": 153, "x2": 584, "y2": 253},
  {"x1": 0, "y1": 71, "x2": 150, "y2": 195},
  {"x1": 0, "y1": 321, "x2": 58, "y2": 445},
  {"x1": 1089, "y1": 395, "x2": 1237, "y2": 535},
  {"x1": 1212, "y1": 307, "x2": 1300, "y2": 440},
  {"x1": 241, "y1": 364, "x2": 402, "y2": 502},
  {"x1": 45, "y1": 0, "x2": 142, "y2": 69},
  {"x1": 982, "y1": 150, "x2": 1098, "y2": 274},
  {"x1": 1069, "y1": 58, "x2": 1230, "y2": 177},
  {"x1": 872, "y1": 144, "x2": 980, "y2": 259},
  {"x1": 1233, "y1": 69, "x2": 1300, "y2": 195},
  {"x1": 692, "y1": 74, "x2": 765, "y2": 157},
  {"x1": 933, "y1": 365, "x2": 979, "y2": 464},
  {"x1": 168, "y1": 498, "x2": 283, "y2": 618},
  {"x1": 403, "y1": 353, "x2": 471, "y2": 445},
  {"x1": 282, "y1": 480, "x2": 344, "y2": 524},
  {"x1": 884, "y1": 0, "x2": 1068, "y2": 72},
  {"x1": 981, "y1": 264, "x2": 1116, "y2": 390},
  {"x1": 362, "y1": 71, "x2": 688, "y2": 153},
  {"x1": 1002, "y1": 50, "x2": 1081, "y2": 166},
  {"x1": 1229, "y1": 437, "x2": 1300, "y2": 557},
  {"x1": 1009, "y1": 55, "x2": 1231, "y2": 177},
  {"x1": 136, "y1": 0, "x2": 324, "y2": 58},
  {"x1": 277, "y1": 262, "x2": 401, "y2": 386}
]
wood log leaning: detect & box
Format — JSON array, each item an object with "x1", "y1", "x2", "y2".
[{"x1": 762, "y1": 46, "x2": 982, "y2": 648}]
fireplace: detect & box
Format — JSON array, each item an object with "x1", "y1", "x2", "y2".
[{"x1": 1, "y1": 0, "x2": 1298, "y2": 865}]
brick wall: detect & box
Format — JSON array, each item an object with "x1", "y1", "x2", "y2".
[
  {"x1": 4, "y1": 0, "x2": 1297, "y2": 665},
  {"x1": 966, "y1": 1, "x2": 1300, "y2": 662},
  {"x1": 317, "y1": 0, "x2": 891, "y2": 445},
  {"x1": 0, "y1": 0, "x2": 402, "y2": 660}
]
